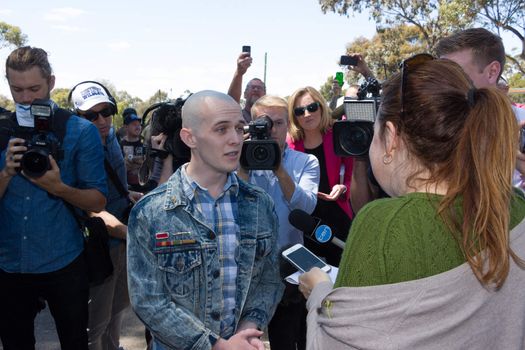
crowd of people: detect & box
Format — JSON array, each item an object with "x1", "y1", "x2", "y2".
[{"x1": 1, "y1": 26, "x2": 525, "y2": 350}]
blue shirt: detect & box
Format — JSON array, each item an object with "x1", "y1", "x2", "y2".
[
  {"x1": 181, "y1": 165, "x2": 239, "y2": 337},
  {"x1": 104, "y1": 128, "x2": 129, "y2": 247},
  {"x1": 0, "y1": 114, "x2": 108, "y2": 273},
  {"x1": 248, "y1": 146, "x2": 319, "y2": 249}
]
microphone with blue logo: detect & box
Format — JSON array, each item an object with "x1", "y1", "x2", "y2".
[{"x1": 288, "y1": 209, "x2": 345, "y2": 249}]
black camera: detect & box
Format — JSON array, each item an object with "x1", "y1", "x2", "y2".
[
  {"x1": 333, "y1": 99, "x2": 379, "y2": 157},
  {"x1": 145, "y1": 97, "x2": 191, "y2": 160},
  {"x1": 16, "y1": 99, "x2": 63, "y2": 178},
  {"x1": 333, "y1": 78, "x2": 381, "y2": 157},
  {"x1": 240, "y1": 115, "x2": 281, "y2": 170}
]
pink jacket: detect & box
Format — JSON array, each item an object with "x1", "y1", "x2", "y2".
[{"x1": 287, "y1": 129, "x2": 354, "y2": 219}]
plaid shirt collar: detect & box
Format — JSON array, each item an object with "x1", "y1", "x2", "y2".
[{"x1": 180, "y1": 164, "x2": 239, "y2": 201}]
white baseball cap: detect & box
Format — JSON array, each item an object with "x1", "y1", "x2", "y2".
[{"x1": 71, "y1": 82, "x2": 115, "y2": 111}]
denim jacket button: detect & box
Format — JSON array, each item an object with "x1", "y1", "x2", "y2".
[
  {"x1": 211, "y1": 311, "x2": 220, "y2": 320},
  {"x1": 212, "y1": 270, "x2": 220, "y2": 278}
]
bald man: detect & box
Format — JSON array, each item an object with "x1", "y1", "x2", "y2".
[{"x1": 127, "y1": 90, "x2": 284, "y2": 350}]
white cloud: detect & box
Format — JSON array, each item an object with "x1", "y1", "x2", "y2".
[
  {"x1": 44, "y1": 7, "x2": 85, "y2": 22},
  {"x1": 107, "y1": 41, "x2": 131, "y2": 51}
]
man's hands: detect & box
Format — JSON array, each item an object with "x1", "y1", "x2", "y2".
[
  {"x1": 25, "y1": 155, "x2": 65, "y2": 195},
  {"x1": 151, "y1": 133, "x2": 167, "y2": 150},
  {"x1": 236, "y1": 52, "x2": 253, "y2": 76},
  {"x1": 212, "y1": 328, "x2": 264, "y2": 350},
  {"x1": 3, "y1": 137, "x2": 26, "y2": 177},
  {"x1": 347, "y1": 53, "x2": 373, "y2": 79}
]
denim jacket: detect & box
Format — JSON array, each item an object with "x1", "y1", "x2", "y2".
[{"x1": 127, "y1": 167, "x2": 284, "y2": 350}]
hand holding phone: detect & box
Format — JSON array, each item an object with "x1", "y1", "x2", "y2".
[
  {"x1": 335, "y1": 72, "x2": 344, "y2": 87},
  {"x1": 282, "y1": 244, "x2": 331, "y2": 273},
  {"x1": 340, "y1": 55, "x2": 358, "y2": 66},
  {"x1": 242, "y1": 45, "x2": 251, "y2": 56}
]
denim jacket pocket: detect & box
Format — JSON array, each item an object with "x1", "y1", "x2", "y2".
[
  {"x1": 157, "y1": 247, "x2": 202, "y2": 299},
  {"x1": 255, "y1": 232, "x2": 273, "y2": 258}
]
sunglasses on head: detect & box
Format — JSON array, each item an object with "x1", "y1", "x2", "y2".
[
  {"x1": 82, "y1": 107, "x2": 114, "y2": 122},
  {"x1": 399, "y1": 53, "x2": 434, "y2": 116},
  {"x1": 293, "y1": 101, "x2": 320, "y2": 117}
]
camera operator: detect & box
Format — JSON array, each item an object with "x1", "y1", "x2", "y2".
[
  {"x1": 139, "y1": 99, "x2": 191, "y2": 189},
  {"x1": 227, "y1": 50, "x2": 266, "y2": 123},
  {"x1": 0, "y1": 47, "x2": 107, "y2": 350},
  {"x1": 237, "y1": 95, "x2": 319, "y2": 350}
]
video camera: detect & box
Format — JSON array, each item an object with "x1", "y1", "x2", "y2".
[
  {"x1": 14, "y1": 99, "x2": 63, "y2": 178},
  {"x1": 240, "y1": 115, "x2": 281, "y2": 170},
  {"x1": 142, "y1": 96, "x2": 191, "y2": 161},
  {"x1": 333, "y1": 77, "x2": 381, "y2": 157}
]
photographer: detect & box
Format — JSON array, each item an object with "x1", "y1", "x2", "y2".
[
  {"x1": 0, "y1": 47, "x2": 107, "y2": 350},
  {"x1": 237, "y1": 95, "x2": 319, "y2": 350}
]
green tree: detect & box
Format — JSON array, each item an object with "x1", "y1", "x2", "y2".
[
  {"x1": 0, "y1": 21, "x2": 27, "y2": 48},
  {"x1": 319, "y1": 0, "x2": 478, "y2": 50},
  {"x1": 508, "y1": 72, "x2": 525, "y2": 103},
  {"x1": 50, "y1": 88, "x2": 71, "y2": 109},
  {"x1": 477, "y1": 1, "x2": 525, "y2": 74},
  {"x1": 0, "y1": 94, "x2": 14, "y2": 111},
  {"x1": 320, "y1": 75, "x2": 336, "y2": 101}
]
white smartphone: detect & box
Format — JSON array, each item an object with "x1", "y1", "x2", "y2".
[{"x1": 282, "y1": 243, "x2": 331, "y2": 273}]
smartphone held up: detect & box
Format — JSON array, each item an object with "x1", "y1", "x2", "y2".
[
  {"x1": 242, "y1": 45, "x2": 251, "y2": 56},
  {"x1": 340, "y1": 55, "x2": 358, "y2": 66}
]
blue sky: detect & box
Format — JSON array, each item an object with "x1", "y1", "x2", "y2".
[
  {"x1": 0, "y1": 1, "x2": 521, "y2": 101},
  {"x1": 0, "y1": 0, "x2": 378, "y2": 100}
]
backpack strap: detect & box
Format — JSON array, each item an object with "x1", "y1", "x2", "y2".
[
  {"x1": 0, "y1": 112, "x2": 16, "y2": 152},
  {"x1": 52, "y1": 108, "x2": 73, "y2": 144}
]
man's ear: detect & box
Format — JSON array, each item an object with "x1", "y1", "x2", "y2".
[
  {"x1": 486, "y1": 60, "x2": 501, "y2": 86},
  {"x1": 180, "y1": 127, "x2": 196, "y2": 149},
  {"x1": 48, "y1": 75, "x2": 56, "y2": 92}
]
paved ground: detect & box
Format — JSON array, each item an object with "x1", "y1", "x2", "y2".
[
  {"x1": 0, "y1": 304, "x2": 147, "y2": 350},
  {"x1": 1, "y1": 303, "x2": 271, "y2": 350}
]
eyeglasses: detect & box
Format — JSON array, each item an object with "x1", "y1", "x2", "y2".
[
  {"x1": 81, "y1": 107, "x2": 114, "y2": 122},
  {"x1": 399, "y1": 53, "x2": 434, "y2": 116},
  {"x1": 293, "y1": 102, "x2": 320, "y2": 117}
]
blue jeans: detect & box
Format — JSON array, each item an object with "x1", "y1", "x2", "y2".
[{"x1": 0, "y1": 254, "x2": 89, "y2": 350}]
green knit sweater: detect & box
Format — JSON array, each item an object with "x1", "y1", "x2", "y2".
[{"x1": 335, "y1": 191, "x2": 525, "y2": 287}]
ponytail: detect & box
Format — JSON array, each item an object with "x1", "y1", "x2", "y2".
[{"x1": 440, "y1": 87, "x2": 520, "y2": 288}]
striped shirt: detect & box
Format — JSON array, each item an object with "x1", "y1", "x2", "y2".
[{"x1": 181, "y1": 166, "x2": 239, "y2": 337}]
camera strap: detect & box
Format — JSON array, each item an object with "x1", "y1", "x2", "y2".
[{"x1": 104, "y1": 158, "x2": 129, "y2": 199}]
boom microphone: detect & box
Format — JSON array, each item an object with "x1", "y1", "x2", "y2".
[{"x1": 288, "y1": 209, "x2": 345, "y2": 249}]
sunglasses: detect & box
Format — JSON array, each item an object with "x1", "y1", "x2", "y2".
[
  {"x1": 81, "y1": 107, "x2": 114, "y2": 122},
  {"x1": 293, "y1": 101, "x2": 320, "y2": 117},
  {"x1": 399, "y1": 53, "x2": 434, "y2": 116}
]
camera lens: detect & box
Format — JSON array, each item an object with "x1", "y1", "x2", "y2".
[
  {"x1": 340, "y1": 124, "x2": 373, "y2": 157},
  {"x1": 21, "y1": 148, "x2": 50, "y2": 178},
  {"x1": 252, "y1": 145, "x2": 269, "y2": 163}
]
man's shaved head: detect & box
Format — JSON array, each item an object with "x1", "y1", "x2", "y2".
[{"x1": 182, "y1": 90, "x2": 241, "y2": 131}]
